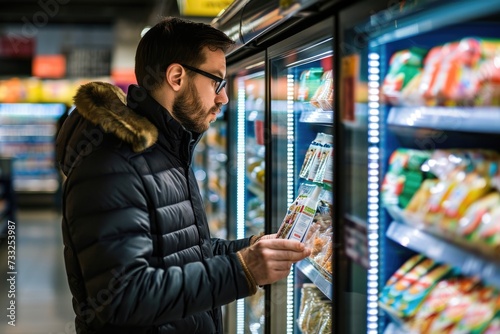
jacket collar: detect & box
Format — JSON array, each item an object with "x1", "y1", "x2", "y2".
[{"x1": 126, "y1": 84, "x2": 203, "y2": 161}]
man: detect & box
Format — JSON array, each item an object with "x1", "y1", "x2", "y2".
[{"x1": 56, "y1": 17, "x2": 310, "y2": 334}]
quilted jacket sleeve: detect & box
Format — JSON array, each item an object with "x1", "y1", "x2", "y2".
[
  {"x1": 63, "y1": 147, "x2": 252, "y2": 327},
  {"x1": 211, "y1": 238, "x2": 251, "y2": 255}
]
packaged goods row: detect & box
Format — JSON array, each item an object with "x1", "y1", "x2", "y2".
[
  {"x1": 382, "y1": 37, "x2": 500, "y2": 107},
  {"x1": 380, "y1": 255, "x2": 500, "y2": 334}
]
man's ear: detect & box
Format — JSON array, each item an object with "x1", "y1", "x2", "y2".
[{"x1": 166, "y1": 64, "x2": 184, "y2": 92}]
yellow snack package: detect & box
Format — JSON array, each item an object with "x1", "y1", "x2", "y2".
[
  {"x1": 457, "y1": 192, "x2": 500, "y2": 239},
  {"x1": 475, "y1": 206, "x2": 500, "y2": 253}
]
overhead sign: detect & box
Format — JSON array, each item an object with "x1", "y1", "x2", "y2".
[
  {"x1": 177, "y1": 0, "x2": 233, "y2": 17},
  {"x1": 32, "y1": 55, "x2": 66, "y2": 79}
]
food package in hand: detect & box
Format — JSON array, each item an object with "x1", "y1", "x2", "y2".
[{"x1": 276, "y1": 185, "x2": 322, "y2": 242}]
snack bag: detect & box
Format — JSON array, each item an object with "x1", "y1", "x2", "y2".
[
  {"x1": 424, "y1": 41, "x2": 460, "y2": 105},
  {"x1": 405, "y1": 179, "x2": 439, "y2": 217},
  {"x1": 400, "y1": 71, "x2": 425, "y2": 106},
  {"x1": 379, "y1": 257, "x2": 436, "y2": 312},
  {"x1": 382, "y1": 254, "x2": 425, "y2": 289},
  {"x1": 475, "y1": 206, "x2": 500, "y2": 252},
  {"x1": 427, "y1": 286, "x2": 479, "y2": 334},
  {"x1": 409, "y1": 276, "x2": 479, "y2": 333},
  {"x1": 397, "y1": 264, "x2": 452, "y2": 318},
  {"x1": 439, "y1": 172, "x2": 491, "y2": 232},
  {"x1": 475, "y1": 49, "x2": 500, "y2": 106},
  {"x1": 440, "y1": 38, "x2": 482, "y2": 105},
  {"x1": 424, "y1": 177, "x2": 460, "y2": 225},
  {"x1": 381, "y1": 47, "x2": 427, "y2": 105},
  {"x1": 382, "y1": 149, "x2": 432, "y2": 209},
  {"x1": 457, "y1": 192, "x2": 500, "y2": 239},
  {"x1": 451, "y1": 286, "x2": 500, "y2": 334}
]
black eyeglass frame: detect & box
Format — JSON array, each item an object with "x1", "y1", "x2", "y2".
[{"x1": 181, "y1": 64, "x2": 227, "y2": 94}]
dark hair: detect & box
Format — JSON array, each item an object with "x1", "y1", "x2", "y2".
[{"x1": 135, "y1": 17, "x2": 234, "y2": 93}]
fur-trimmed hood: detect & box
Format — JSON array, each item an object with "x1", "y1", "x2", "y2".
[
  {"x1": 56, "y1": 82, "x2": 159, "y2": 176},
  {"x1": 73, "y1": 82, "x2": 158, "y2": 152}
]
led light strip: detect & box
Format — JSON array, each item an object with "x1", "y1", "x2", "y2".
[
  {"x1": 286, "y1": 73, "x2": 295, "y2": 333},
  {"x1": 236, "y1": 79, "x2": 246, "y2": 334},
  {"x1": 366, "y1": 52, "x2": 380, "y2": 334}
]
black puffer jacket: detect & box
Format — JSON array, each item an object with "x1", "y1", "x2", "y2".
[{"x1": 56, "y1": 82, "x2": 253, "y2": 334}]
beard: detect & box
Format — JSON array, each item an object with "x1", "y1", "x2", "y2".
[{"x1": 171, "y1": 81, "x2": 220, "y2": 133}]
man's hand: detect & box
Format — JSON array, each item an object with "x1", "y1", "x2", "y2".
[{"x1": 238, "y1": 238, "x2": 311, "y2": 286}]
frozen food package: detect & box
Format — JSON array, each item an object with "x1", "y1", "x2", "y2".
[
  {"x1": 297, "y1": 283, "x2": 317, "y2": 328},
  {"x1": 440, "y1": 38, "x2": 482, "y2": 105},
  {"x1": 276, "y1": 192, "x2": 309, "y2": 239},
  {"x1": 452, "y1": 286, "x2": 500, "y2": 334},
  {"x1": 297, "y1": 286, "x2": 322, "y2": 333},
  {"x1": 383, "y1": 254, "x2": 425, "y2": 289},
  {"x1": 475, "y1": 206, "x2": 500, "y2": 252},
  {"x1": 400, "y1": 71, "x2": 424, "y2": 106},
  {"x1": 318, "y1": 70, "x2": 334, "y2": 111},
  {"x1": 312, "y1": 134, "x2": 333, "y2": 184},
  {"x1": 276, "y1": 184, "x2": 322, "y2": 241},
  {"x1": 405, "y1": 179, "x2": 439, "y2": 217},
  {"x1": 409, "y1": 277, "x2": 479, "y2": 333},
  {"x1": 475, "y1": 48, "x2": 500, "y2": 106},
  {"x1": 298, "y1": 68, "x2": 324, "y2": 102},
  {"x1": 379, "y1": 257, "x2": 436, "y2": 309},
  {"x1": 439, "y1": 172, "x2": 491, "y2": 231},
  {"x1": 457, "y1": 192, "x2": 500, "y2": 239},
  {"x1": 397, "y1": 264, "x2": 452, "y2": 318},
  {"x1": 299, "y1": 133, "x2": 325, "y2": 179},
  {"x1": 419, "y1": 44, "x2": 447, "y2": 106},
  {"x1": 310, "y1": 70, "x2": 334, "y2": 111},
  {"x1": 381, "y1": 47, "x2": 427, "y2": 105},
  {"x1": 302, "y1": 187, "x2": 333, "y2": 277},
  {"x1": 423, "y1": 41, "x2": 460, "y2": 106},
  {"x1": 427, "y1": 286, "x2": 479, "y2": 334},
  {"x1": 317, "y1": 303, "x2": 332, "y2": 334},
  {"x1": 381, "y1": 148, "x2": 433, "y2": 209}
]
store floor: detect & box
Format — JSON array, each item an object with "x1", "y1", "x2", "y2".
[{"x1": 0, "y1": 209, "x2": 75, "y2": 334}]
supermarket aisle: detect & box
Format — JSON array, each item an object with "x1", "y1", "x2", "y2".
[{"x1": 0, "y1": 209, "x2": 75, "y2": 334}]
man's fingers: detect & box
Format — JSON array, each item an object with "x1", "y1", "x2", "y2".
[{"x1": 257, "y1": 238, "x2": 306, "y2": 251}]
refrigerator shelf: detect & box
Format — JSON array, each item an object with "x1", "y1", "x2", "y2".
[
  {"x1": 299, "y1": 109, "x2": 333, "y2": 124},
  {"x1": 369, "y1": 0, "x2": 500, "y2": 47},
  {"x1": 378, "y1": 303, "x2": 417, "y2": 334},
  {"x1": 382, "y1": 322, "x2": 417, "y2": 334},
  {"x1": 386, "y1": 220, "x2": 500, "y2": 289},
  {"x1": 387, "y1": 106, "x2": 500, "y2": 134},
  {"x1": 296, "y1": 258, "x2": 332, "y2": 300}
]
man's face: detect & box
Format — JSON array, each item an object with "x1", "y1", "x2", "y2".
[{"x1": 172, "y1": 48, "x2": 228, "y2": 133}]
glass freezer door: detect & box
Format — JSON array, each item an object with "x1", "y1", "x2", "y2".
[
  {"x1": 227, "y1": 53, "x2": 266, "y2": 334},
  {"x1": 268, "y1": 19, "x2": 333, "y2": 334}
]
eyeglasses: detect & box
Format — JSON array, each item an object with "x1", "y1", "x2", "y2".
[{"x1": 181, "y1": 64, "x2": 227, "y2": 94}]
